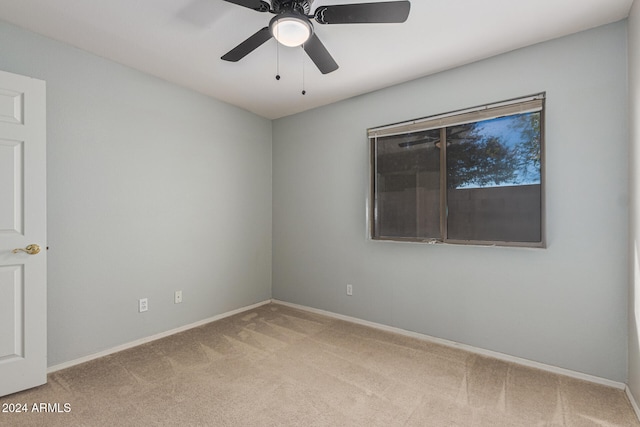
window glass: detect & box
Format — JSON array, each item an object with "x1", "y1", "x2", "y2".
[
  {"x1": 446, "y1": 113, "x2": 542, "y2": 242},
  {"x1": 374, "y1": 129, "x2": 441, "y2": 239}
]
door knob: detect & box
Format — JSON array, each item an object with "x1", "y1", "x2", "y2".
[{"x1": 12, "y1": 244, "x2": 41, "y2": 255}]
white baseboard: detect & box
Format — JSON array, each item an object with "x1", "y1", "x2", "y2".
[
  {"x1": 47, "y1": 297, "x2": 628, "y2": 393},
  {"x1": 272, "y1": 299, "x2": 626, "y2": 391},
  {"x1": 627, "y1": 386, "x2": 640, "y2": 421},
  {"x1": 47, "y1": 299, "x2": 271, "y2": 373}
]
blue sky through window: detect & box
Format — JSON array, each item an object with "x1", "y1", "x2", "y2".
[{"x1": 457, "y1": 113, "x2": 541, "y2": 189}]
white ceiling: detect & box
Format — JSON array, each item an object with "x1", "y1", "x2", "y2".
[{"x1": 0, "y1": 0, "x2": 633, "y2": 119}]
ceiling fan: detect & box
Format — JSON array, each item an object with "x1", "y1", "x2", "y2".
[{"x1": 221, "y1": 0, "x2": 411, "y2": 74}]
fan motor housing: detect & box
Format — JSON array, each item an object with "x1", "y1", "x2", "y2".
[{"x1": 271, "y1": 0, "x2": 313, "y2": 15}]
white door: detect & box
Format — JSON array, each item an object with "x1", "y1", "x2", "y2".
[{"x1": 0, "y1": 69, "x2": 46, "y2": 397}]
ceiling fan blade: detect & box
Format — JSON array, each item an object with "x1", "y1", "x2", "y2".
[
  {"x1": 315, "y1": 1, "x2": 411, "y2": 24},
  {"x1": 303, "y1": 34, "x2": 339, "y2": 74},
  {"x1": 222, "y1": 0, "x2": 270, "y2": 12},
  {"x1": 221, "y1": 27, "x2": 272, "y2": 62}
]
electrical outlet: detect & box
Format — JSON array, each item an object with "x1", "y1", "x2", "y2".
[
  {"x1": 139, "y1": 298, "x2": 148, "y2": 313},
  {"x1": 174, "y1": 290, "x2": 182, "y2": 304},
  {"x1": 346, "y1": 284, "x2": 353, "y2": 296}
]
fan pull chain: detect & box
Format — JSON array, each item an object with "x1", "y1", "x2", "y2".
[
  {"x1": 301, "y1": 47, "x2": 306, "y2": 95},
  {"x1": 275, "y1": 28, "x2": 281, "y2": 80}
]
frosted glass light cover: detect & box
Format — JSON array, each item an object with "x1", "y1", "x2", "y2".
[{"x1": 272, "y1": 17, "x2": 311, "y2": 47}]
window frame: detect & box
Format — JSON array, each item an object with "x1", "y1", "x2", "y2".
[{"x1": 368, "y1": 94, "x2": 546, "y2": 248}]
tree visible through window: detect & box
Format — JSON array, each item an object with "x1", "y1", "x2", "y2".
[{"x1": 369, "y1": 95, "x2": 544, "y2": 247}]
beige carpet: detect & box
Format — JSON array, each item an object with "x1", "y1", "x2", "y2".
[{"x1": 0, "y1": 303, "x2": 638, "y2": 426}]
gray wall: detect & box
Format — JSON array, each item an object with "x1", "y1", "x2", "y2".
[
  {"x1": 0, "y1": 20, "x2": 273, "y2": 366},
  {"x1": 273, "y1": 22, "x2": 629, "y2": 381},
  {"x1": 629, "y1": 0, "x2": 640, "y2": 399}
]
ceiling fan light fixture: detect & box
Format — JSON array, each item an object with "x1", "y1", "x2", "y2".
[{"x1": 270, "y1": 14, "x2": 313, "y2": 47}]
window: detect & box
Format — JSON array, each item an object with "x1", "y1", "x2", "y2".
[{"x1": 369, "y1": 94, "x2": 544, "y2": 247}]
